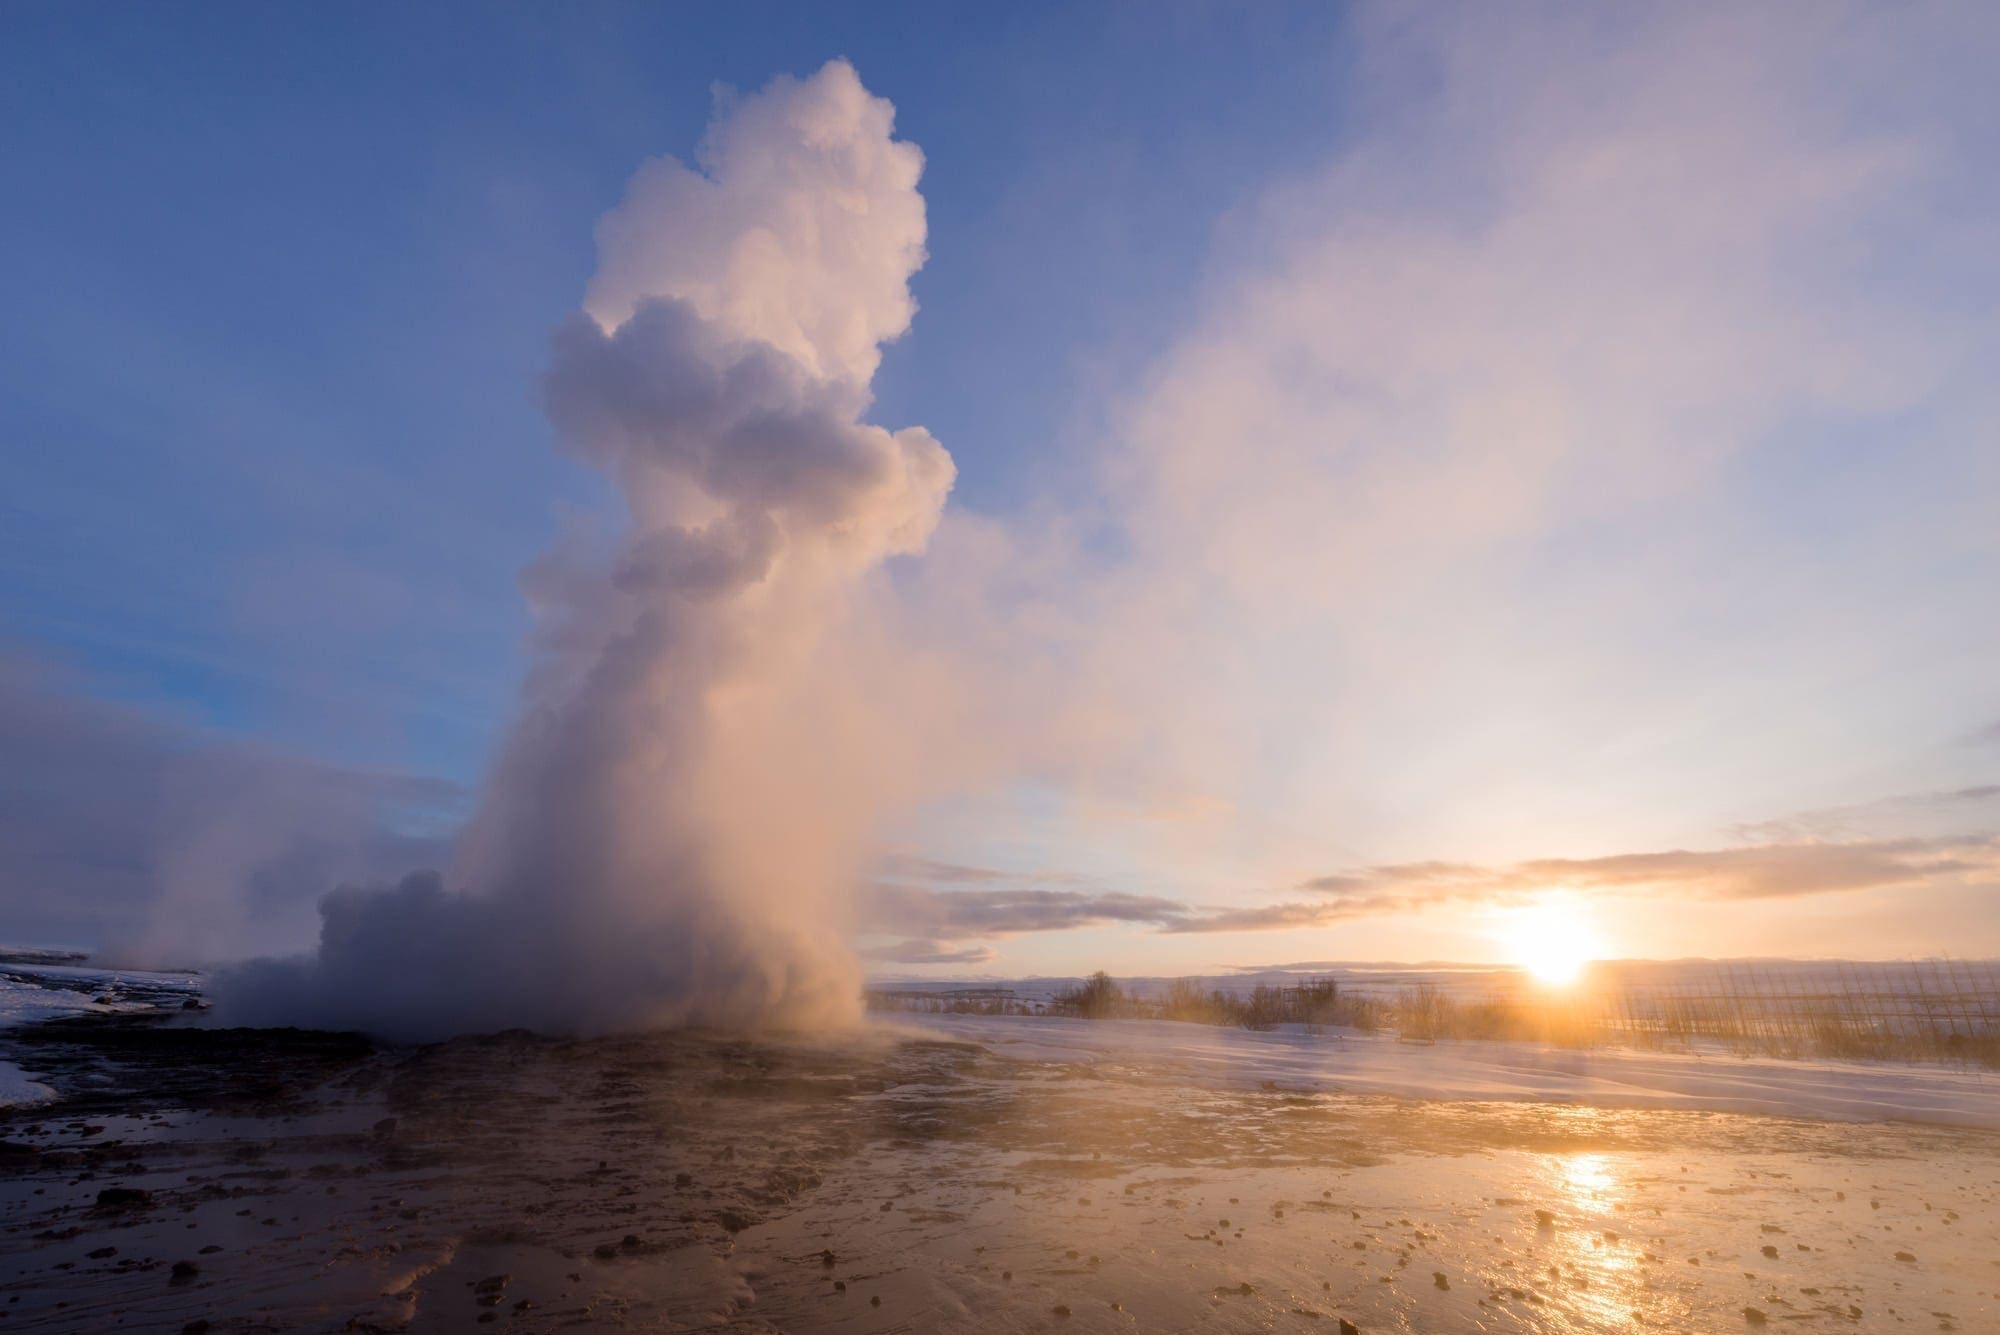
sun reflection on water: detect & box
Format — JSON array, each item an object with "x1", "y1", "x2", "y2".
[{"x1": 1506, "y1": 1147, "x2": 1692, "y2": 1331}]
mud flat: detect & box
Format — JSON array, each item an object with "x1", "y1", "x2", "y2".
[{"x1": 0, "y1": 1011, "x2": 1996, "y2": 1332}]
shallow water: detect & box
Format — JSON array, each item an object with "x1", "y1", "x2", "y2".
[{"x1": 0, "y1": 1017, "x2": 1994, "y2": 1331}]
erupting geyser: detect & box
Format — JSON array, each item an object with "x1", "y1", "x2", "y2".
[{"x1": 220, "y1": 60, "x2": 954, "y2": 1040}]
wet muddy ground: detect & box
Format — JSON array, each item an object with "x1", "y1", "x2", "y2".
[{"x1": 1, "y1": 1014, "x2": 1996, "y2": 1332}]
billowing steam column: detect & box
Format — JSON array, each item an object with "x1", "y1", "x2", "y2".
[{"x1": 220, "y1": 61, "x2": 953, "y2": 1040}]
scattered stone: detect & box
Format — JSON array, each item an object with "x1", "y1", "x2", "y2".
[
  {"x1": 1762, "y1": 1246, "x2": 1779, "y2": 1259},
  {"x1": 87, "y1": 1247, "x2": 116, "y2": 1260},
  {"x1": 1743, "y1": 1307, "x2": 1768, "y2": 1325},
  {"x1": 1534, "y1": 1210, "x2": 1555, "y2": 1228},
  {"x1": 95, "y1": 1187, "x2": 153, "y2": 1209},
  {"x1": 1053, "y1": 1305, "x2": 1071, "y2": 1317},
  {"x1": 170, "y1": 1260, "x2": 200, "y2": 1282},
  {"x1": 1339, "y1": 1320, "x2": 1360, "y2": 1335},
  {"x1": 1433, "y1": 1272, "x2": 1450, "y2": 1290}
]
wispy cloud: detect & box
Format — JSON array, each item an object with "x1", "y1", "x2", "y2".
[
  {"x1": 1163, "y1": 835, "x2": 2000, "y2": 934},
  {"x1": 859, "y1": 881, "x2": 1189, "y2": 938},
  {"x1": 862, "y1": 809, "x2": 2000, "y2": 948},
  {"x1": 871, "y1": 852, "x2": 1087, "y2": 887},
  {"x1": 859, "y1": 938, "x2": 997, "y2": 966},
  {"x1": 1730, "y1": 785, "x2": 2000, "y2": 843}
]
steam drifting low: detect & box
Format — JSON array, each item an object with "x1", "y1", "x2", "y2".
[{"x1": 222, "y1": 61, "x2": 953, "y2": 1040}]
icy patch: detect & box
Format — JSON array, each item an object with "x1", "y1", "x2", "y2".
[
  {"x1": 896, "y1": 1012, "x2": 2000, "y2": 1130},
  {"x1": 0, "y1": 1060, "x2": 54, "y2": 1108},
  {"x1": 0, "y1": 960, "x2": 203, "y2": 1027}
]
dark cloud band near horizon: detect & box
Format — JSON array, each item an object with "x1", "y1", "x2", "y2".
[{"x1": 875, "y1": 828, "x2": 2000, "y2": 945}]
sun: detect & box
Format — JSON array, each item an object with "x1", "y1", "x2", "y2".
[{"x1": 1503, "y1": 900, "x2": 1602, "y2": 987}]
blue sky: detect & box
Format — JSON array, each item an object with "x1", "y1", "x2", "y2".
[
  {"x1": 1, "y1": 1, "x2": 1355, "y2": 782},
  {"x1": 4, "y1": 3, "x2": 1998, "y2": 975}
]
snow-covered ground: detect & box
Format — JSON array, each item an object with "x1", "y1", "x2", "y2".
[
  {"x1": 895, "y1": 1011, "x2": 2000, "y2": 1130},
  {"x1": 0, "y1": 957, "x2": 202, "y2": 1105},
  {"x1": 0, "y1": 1062, "x2": 52, "y2": 1109},
  {"x1": 0, "y1": 961, "x2": 201, "y2": 1025}
]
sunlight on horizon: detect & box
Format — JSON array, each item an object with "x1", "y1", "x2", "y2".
[{"x1": 1502, "y1": 897, "x2": 1605, "y2": 986}]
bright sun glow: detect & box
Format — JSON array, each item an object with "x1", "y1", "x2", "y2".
[{"x1": 1503, "y1": 899, "x2": 1603, "y2": 986}]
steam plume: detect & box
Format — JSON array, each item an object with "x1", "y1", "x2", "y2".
[{"x1": 220, "y1": 61, "x2": 953, "y2": 1039}]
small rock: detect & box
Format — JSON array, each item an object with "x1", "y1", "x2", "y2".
[
  {"x1": 1743, "y1": 1308, "x2": 1768, "y2": 1326},
  {"x1": 170, "y1": 1260, "x2": 200, "y2": 1282},
  {"x1": 1433, "y1": 1272, "x2": 1449, "y2": 1290},
  {"x1": 1052, "y1": 1305, "x2": 1071, "y2": 1318},
  {"x1": 95, "y1": 1187, "x2": 152, "y2": 1209},
  {"x1": 1339, "y1": 1320, "x2": 1360, "y2": 1335},
  {"x1": 1534, "y1": 1209, "x2": 1555, "y2": 1228}
]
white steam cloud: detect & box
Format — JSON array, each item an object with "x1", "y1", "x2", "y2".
[{"x1": 220, "y1": 61, "x2": 953, "y2": 1039}]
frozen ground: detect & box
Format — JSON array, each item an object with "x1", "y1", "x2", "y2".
[
  {"x1": 0, "y1": 958, "x2": 201, "y2": 1032},
  {"x1": 900, "y1": 1013, "x2": 2000, "y2": 1130},
  {"x1": 0, "y1": 1008, "x2": 1995, "y2": 1331},
  {"x1": 0, "y1": 1063, "x2": 51, "y2": 1110}
]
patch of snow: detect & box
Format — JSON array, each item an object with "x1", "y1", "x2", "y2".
[
  {"x1": 893, "y1": 1012, "x2": 2000, "y2": 1131},
  {"x1": 0, "y1": 962, "x2": 202, "y2": 1027},
  {"x1": 0, "y1": 1060, "x2": 55, "y2": 1109}
]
